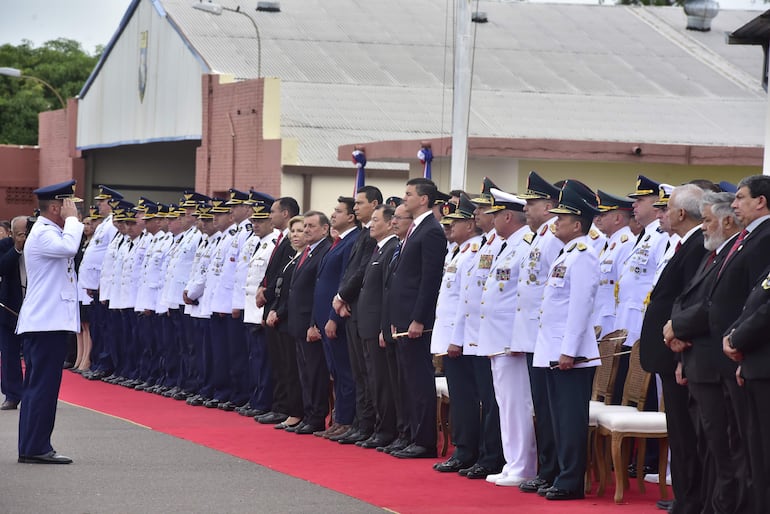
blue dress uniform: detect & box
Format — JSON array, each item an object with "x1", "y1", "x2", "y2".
[
  {"x1": 16, "y1": 180, "x2": 84, "y2": 463},
  {"x1": 477, "y1": 190, "x2": 537, "y2": 486},
  {"x1": 591, "y1": 190, "x2": 635, "y2": 338},
  {"x1": 531, "y1": 180, "x2": 602, "y2": 500}
]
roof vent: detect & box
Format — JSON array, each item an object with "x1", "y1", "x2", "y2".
[
  {"x1": 472, "y1": 11, "x2": 488, "y2": 23},
  {"x1": 683, "y1": 0, "x2": 719, "y2": 32},
  {"x1": 257, "y1": 1, "x2": 281, "y2": 12}
]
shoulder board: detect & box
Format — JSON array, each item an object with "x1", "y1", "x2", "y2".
[
  {"x1": 246, "y1": 223, "x2": 253, "y2": 232},
  {"x1": 461, "y1": 243, "x2": 470, "y2": 253},
  {"x1": 229, "y1": 228, "x2": 237, "y2": 236},
  {"x1": 762, "y1": 272, "x2": 770, "y2": 290},
  {"x1": 567, "y1": 242, "x2": 577, "y2": 253},
  {"x1": 620, "y1": 234, "x2": 629, "y2": 243},
  {"x1": 549, "y1": 224, "x2": 556, "y2": 234},
  {"x1": 589, "y1": 228, "x2": 599, "y2": 240},
  {"x1": 656, "y1": 227, "x2": 663, "y2": 233},
  {"x1": 540, "y1": 225, "x2": 547, "y2": 236},
  {"x1": 471, "y1": 243, "x2": 479, "y2": 252},
  {"x1": 577, "y1": 242, "x2": 587, "y2": 251},
  {"x1": 487, "y1": 233, "x2": 496, "y2": 245},
  {"x1": 523, "y1": 233, "x2": 535, "y2": 245}
]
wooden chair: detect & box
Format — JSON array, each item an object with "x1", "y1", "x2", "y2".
[
  {"x1": 595, "y1": 341, "x2": 668, "y2": 503},
  {"x1": 435, "y1": 377, "x2": 451, "y2": 457},
  {"x1": 585, "y1": 329, "x2": 627, "y2": 493}
]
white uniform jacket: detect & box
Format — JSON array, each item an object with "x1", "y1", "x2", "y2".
[
  {"x1": 592, "y1": 225, "x2": 634, "y2": 336},
  {"x1": 98, "y1": 232, "x2": 125, "y2": 303},
  {"x1": 16, "y1": 216, "x2": 84, "y2": 334},
  {"x1": 533, "y1": 235, "x2": 600, "y2": 368},
  {"x1": 161, "y1": 227, "x2": 201, "y2": 311},
  {"x1": 510, "y1": 219, "x2": 564, "y2": 353},
  {"x1": 243, "y1": 230, "x2": 278, "y2": 324},
  {"x1": 477, "y1": 225, "x2": 531, "y2": 356},
  {"x1": 78, "y1": 213, "x2": 117, "y2": 291},
  {"x1": 185, "y1": 233, "x2": 218, "y2": 318}
]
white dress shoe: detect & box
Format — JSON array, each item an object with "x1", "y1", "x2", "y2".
[
  {"x1": 485, "y1": 472, "x2": 507, "y2": 483},
  {"x1": 495, "y1": 475, "x2": 527, "y2": 487}
]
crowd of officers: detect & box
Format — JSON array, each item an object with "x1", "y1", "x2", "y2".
[{"x1": 10, "y1": 169, "x2": 770, "y2": 509}]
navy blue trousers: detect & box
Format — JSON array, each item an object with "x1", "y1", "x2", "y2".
[
  {"x1": 246, "y1": 324, "x2": 273, "y2": 411},
  {"x1": 320, "y1": 325, "x2": 356, "y2": 425},
  {"x1": 0, "y1": 325, "x2": 24, "y2": 402},
  {"x1": 18, "y1": 331, "x2": 68, "y2": 457}
]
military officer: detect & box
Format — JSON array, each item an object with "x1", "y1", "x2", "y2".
[
  {"x1": 532, "y1": 179, "x2": 602, "y2": 500},
  {"x1": 477, "y1": 188, "x2": 537, "y2": 487},
  {"x1": 16, "y1": 180, "x2": 84, "y2": 464}
]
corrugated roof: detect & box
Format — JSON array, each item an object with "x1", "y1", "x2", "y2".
[{"x1": 163, "y1": 1, "x2": 767, "y2": 165}]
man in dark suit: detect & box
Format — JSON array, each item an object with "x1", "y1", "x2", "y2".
[
  {"x1": 331, "y1": 186, "x2": 381, "y2": 444},
  {"x1": 255, "y1": 197, "x2": 301, "y2": 426},
  {"x1": 356, "y1": 205, "x2": 399, "y2": 449},
  {"x1": 666, "y1": 192, "x2": 744, "y2": 514},
  {"x1": 640, "y1": 184, "x2": 708, "y2": 514},
  {"x1": 0, "y1": 216, "x2": 28, "y2": 410},
  {"x1": 667, "y1": 175, "x2": 770, "y2": 513},
  {"x1": 286, "y1": 211, "x2": 332, "y2": 435},
  {"x1": 386, "y1": 178, "x2": 446, "y2": 459},
  {"x1": 312, "y1": 197, "x2": 360, "y2": 441}
]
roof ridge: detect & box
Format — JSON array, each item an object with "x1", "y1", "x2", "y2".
[{"x1": 626, "y1": 5, "x2": 763, "y2": 96}]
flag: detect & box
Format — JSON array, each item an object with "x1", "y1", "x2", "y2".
[
  {"x1": 352, "y1": 149, "x2": 366, "y2": 194},
  {"x1": 418, "y1": 146, "x2": 433, "y2": 180}
]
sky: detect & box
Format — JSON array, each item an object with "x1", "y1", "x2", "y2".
[
  {"x1": 0, "y1": 0, "x2": 134, "y2": 55},
  {"x1": 0, "y1": 0, "x2": 765, "y2": 56}
]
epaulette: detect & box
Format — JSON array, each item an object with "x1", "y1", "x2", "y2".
[
  {"x1": 577, "y1": 242, "x2": 587, "y2": 251},
  {"x1": 620, "y1": 234, "x2": 629, "y2": 243},
  {"x1": 487, "y1": 233, "x2": 496, "y2": 245},
  {"x1": 567, "y1": 242, "x2": 576, "y2": 253},
  {"x1": 229, "y1": 228, "x2": 237, "y2": 236},
  {"x1": 470, "y1": 243, "x2": 479, "y2": 252},
  {"x1": 589, "y1": 228, "x2": 600, "y2": 240},
  {"x1": 523, "y1": 233, "x2": 535, "y2": 245},
  {"x1": 549, "y1": 224, "x2": 556, "y2": 234},
  {"x1": 246, "y1": 223, "x2": 253, "y2": 232}
]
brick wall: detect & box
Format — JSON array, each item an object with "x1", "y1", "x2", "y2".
[
  {"x1": 38, "y1": 98, "x2": 85, "y2": 194},
  {"x1": 0, "y1": 145, "x2": 39, "y2": 220},
  {"x1": 196, "y1": 74, "x2": 282, "y2": 198}
]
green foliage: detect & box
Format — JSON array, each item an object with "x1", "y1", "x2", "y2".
[{"x1": 0, "y1": 38, "x2": 100, "y2": 145}]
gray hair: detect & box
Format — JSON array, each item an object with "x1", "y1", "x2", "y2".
[
  {"x1": 671, "y1": 184, "x2": 704, "y2": 220},
  {"x1": 10, "y1": 216, "x2": 28, "y2": 232},
  {"x1": 700, "y1": 192, "x2": 737, "y2": 224}
]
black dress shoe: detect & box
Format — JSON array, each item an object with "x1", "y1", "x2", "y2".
[
  {"x1": 203, "y1": 399, "x2": 220, "y2": 408},
  {"x1": 434, "y1": 457, "x2": 472, "y2": 473},
  {"x1": 329, "y1": 426, "x2": 357, "y2": 442},
  {"x1": 295, "y1": 423, "x2": 323, "y2": 435},
  {"x1": 519, "y1": 477, "x2": 552, "y2": 493},
  {"x1": 284, "y1": 421, "x2": 305, "y2": 433},
  {"x1": 186, "y1": 396, "x2": 204, "y2": 406},
  {"x1": 218, "y1": 401, "x2": 237, "y2": 412},
  {"x1": 628, "y1": 463, "x2": 654, "y2": 479},
  {"x1": 1, "y1": 400, "x2": 19, "y2": 410},
  {"x1": 378, "y1": 437, "x2": 409, "y2": 454},
  {"x1": 172, "y1": 391, "x2": 191, "y2": 401},
  {"x1": 276, "y1": 419, "x2": 302, "y2": 430},
  {"x1": 465, "y1": 464, "x2": 498, "y2": 479},
  {"x1": 18, "y1": 451, "x2": 72, "y2": 464},
  {"x1": 86, "y1": 370, "x2": 107, "y2": 380},
  {"x1": 358, "y1": 436, "x2": 393, "y2": 449},
  {"x1": 657, "y1": 499, "x2": 675, "y2": 511},
  {"x1": 338, "y1": 430, "x2": 371, "y2": 445},
  {"x1": 392, "y1": 444, "x2": 437, "y2": 459},
  {"x1": 545, "y1": 488, "x2": 585, "y2": 501},
  {"x1": 257, "y1": 412, "x2": 288, "y2": 424}
]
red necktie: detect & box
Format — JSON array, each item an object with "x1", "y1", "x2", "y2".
[
  {"x1": 719, "y1": 229, "x2": 748, "y2": 276},
  {"x1": 705, "y1": 250, "x2": 716, "y2": 267},
  {"x1": 297, "y1": 246, "x2": 311, "y2": 268},
  {"x1": 403, "y1": 223, "x2": 415, "y2": 247},
  {"x1": 675, "y1": 241, "x2": 682, "y2": 253},
  {"x1": 330, "y1": 236, "x2": 341, "y2": 250}
]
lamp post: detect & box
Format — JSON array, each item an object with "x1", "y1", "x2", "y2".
[
  {"x1": 0, "y1": 67, "x2": 66, "y2": 110},
  {"x1": 192, "y1": 1, "x2": 262, "y2": 78}
]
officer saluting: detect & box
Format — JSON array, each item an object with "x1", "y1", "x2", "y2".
[{"x1": 16, "y1": 180, "x2": 84, "y2": 464}]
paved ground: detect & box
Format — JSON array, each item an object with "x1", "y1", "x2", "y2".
[{"x1": 0, "y1": 401, "x2": 386, "y2": 514}]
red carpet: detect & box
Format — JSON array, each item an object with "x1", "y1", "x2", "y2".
[{"x1": 59, "y1": 372, "x2": 667, "y2": 513}]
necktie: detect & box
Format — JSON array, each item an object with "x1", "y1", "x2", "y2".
[
  {"x1": 390, "y1": 242, "x2": 402, "y2": 266},
  {"x1": 635, "y1": 227, "x2": 646, "y2": 247},
  {"x1": 330, "y1": 236, "x2": 341, "y2": 250},
  {"x1": 480, "y1": 234, "x2": 488, "y2": 247},
  {"x1": 451, "y1": 245, "x2": 460, "y2": 259},
  {"x1": 403, "y1": 224, "x2": 415, "y2": 246},
  {"x1": 719, "y1": 229, "x2": 748, "y2": 276},
  {"x1": 675, "y1": 241, "x2": 682, "y2": 253},
  {"x1": 297, "y1": 246, "x2": 311, "y2": 268},
  {"x1": 704, "y1": 250, "x2": 716, "y2": 267},
  {"x1": 496, "y1": 241, "x2": 507, "y2": 258}
]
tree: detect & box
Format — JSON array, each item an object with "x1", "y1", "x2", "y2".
[{"x1": 0, "y1": 38, "x2": 100, "y2": 145}]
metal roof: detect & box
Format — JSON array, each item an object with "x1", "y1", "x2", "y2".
[{"x1": 94, "y1": 0, "x2": 769, "y2": 166}]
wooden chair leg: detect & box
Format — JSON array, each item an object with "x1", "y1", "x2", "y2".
[
  {"x1": 620, "y1": 437, "x2": 631, "y2": 490},
  {"x1": 636, "y1": 437, "x2": 646, "y2": 494},
  {"x1": 658, "y1": 437, "x2": 669, "y2": 500},
  {"x1": 596, "y1": 433, "x2": 607, "y2": 497},
  {"x1": 441, "y1": 398, "x2": 450, "y2": 457},
  {"x1": 611, "y1": 433, "x2": 626, "y2": 504},
  {"x1": 585, "y1": 427, "x2": 595, "y2": 494}
]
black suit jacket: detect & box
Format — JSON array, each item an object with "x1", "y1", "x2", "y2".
[
  {"x1": 0, "y1": 238, "x2": 22, "y2": 329},
  {"x1": 385, "y1": 214, "x2": 446, "y2": 331},
  {"x1": 357, "y1": 237, "x2": 398, "y2": 339},
  {"x1": 727, "y1": 263, "x2": 770, "y2": 379},
  {"x1": 673, "y1": 248, "x2": 731, "y2": 383},
  {"x1": 337, "y1": 227, "x2": 376, "y2": 310},
  {"x1": 262, "y1": 234, "x2": 293, "y2": 320},
  {"x1": 287, "y1": 238, "x2": 331, "y2": 340},
  {"x1": 640, "y1": 231, "x2": 707, "y2": 374}
]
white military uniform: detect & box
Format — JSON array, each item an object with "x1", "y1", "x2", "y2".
[
  {"x1": 430, "y1": 235, "x2": 481, "y2": 354},
  {"x1": 243, "y1": 229, "x2": 279, "y2": 325},
  {"x1": 16, "y1": 216, "x2": 84, "y2": 334},
  {"x1": 78, "y1": 213, "x2": 117, "y2": 291},
  {"x1": 98, "y1": 231, "x2": 125, "y2": 304},
  {"x1": 160, "y1": 226, "x2": 201, "y2": 313},
  {"x1": 587, "y1": 223, "x2": 607, "y2": 256},
  {"x1": 613, "y1": 219, "x2": 669, "y2": 346},
  {"x1": 452, "y1": 229, "x2": 502, "y2": 355},
  {"x1": 477, "y1": 224, "x2": 537, "y2": 482},
  {"x1": 113, "y1": 232, "x2": 149, "y2": 310},
  {"x1": 135, "y1": 230, "x2": 172, "y2": 313},
  {"x1": 107, "y1": 233, "x2": 135, "y2": 311},
  {"x1": 186, "y1": 232, "x2": 220, "y2": 319},
  {"x1": 592, "y1": 226, "x2": 634, "y2": 337},
  {"x1": 232, "y1": 228, "x2": 264, "y2": 314},
  {"x1": 209, "y1": 220, "x2": 250, "y2": 315},
  {"x1": 510, "y1": 218, "x2": 564, "y2": 353},
  {"x1": 533, "y1": 236, "x2": 601, "y2": 368}
]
